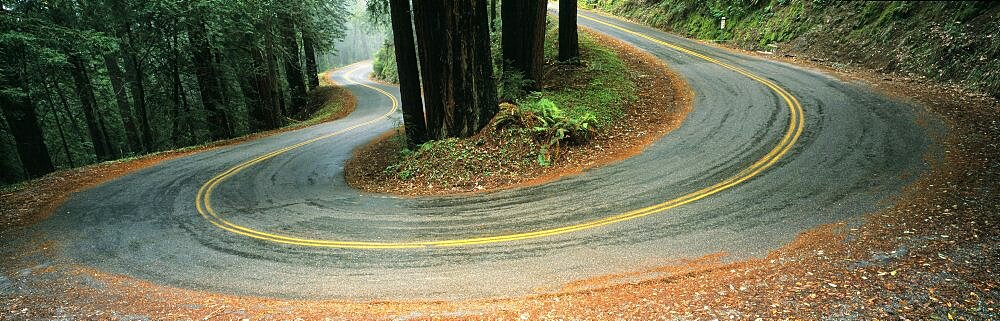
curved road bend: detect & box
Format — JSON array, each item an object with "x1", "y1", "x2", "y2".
[{"x1": 11, "y1": 11, "x2": 937, "y2": 300}]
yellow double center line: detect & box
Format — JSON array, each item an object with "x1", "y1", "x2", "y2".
[{"x1": 195, "y1": 13, "x2": 805, "y2": 249}]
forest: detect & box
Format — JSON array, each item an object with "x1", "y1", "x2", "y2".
[
  {"x1": 0, "y1": 0, "x2": 584, "y2": 186},
  {"x1": 0, "y1": 0, "x2": 350, "y2": 184}
]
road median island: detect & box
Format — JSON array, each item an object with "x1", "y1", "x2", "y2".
[{"x1": 345, "y1": 28, "x2": 693, "y2": 196}]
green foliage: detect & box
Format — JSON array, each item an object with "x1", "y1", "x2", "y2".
[
  {"x1": 522, "y1": 98, "x2": 596, "y2": 165},
  {"x1": 372, "y1": 41, "x2": 399, "y2": 83},
  {"x1": 496, "y1": 67, "x2": 532, "y2": 102},
  {"x1": 588, "y1": 0, "x2": 1000, "y2": 98}
]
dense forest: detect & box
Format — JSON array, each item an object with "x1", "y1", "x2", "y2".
[
  {"x1": 0, "y1": 0, "x2": 351, "y2": 184},
  {"x1": 0, "y1": 0, "x2": 584, "y2": 185}
]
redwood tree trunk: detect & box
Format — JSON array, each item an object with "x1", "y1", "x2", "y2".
[
  {"x1": 389, "y1": 0, "x2": 427, "y2": 146},
  {"x1": 559, "y1": 0, "x2": 580, "y2": 62},
  {"x1": 188, "y1": 18, "x2": 232, "y2": 140},
  {"x1": 67, "y1": 53, "x2": 117, "y2": 161},
  {"x1": 501, "y1": 0, "x2": 547, "y2": 90},
  {"x1": 103, "y1": 54, "x2": 143, "y2": 153},
  {"x1": 246, "y1": 44, "x2": 282, "y2": 131},
  {"x1": 280, "y1": 16, "x2": 308, "y2": 113},
  {"x1": 302, "y1": 33, "x2": 320, "y2": 90},
  {"x1": 1, "y1": 72, "x2": 55, "y2": 178},
  {"x1": 121, "y1": 38, "x2": 153, "y2": 150},
  {"x1": 413, "y1": 0, "x2": 498, "y2": 139}
]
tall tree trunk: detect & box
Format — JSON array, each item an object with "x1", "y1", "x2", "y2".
[
  {"x1": 107, "y1": 0, "x2": 151, "y2": 150},
  {"x1": 302, "y1": 33, "x2": 320, "y2": 90},
  {"x1": 67, "y1": 53, "x2": 117, "y2": 161},
  {"x1": 559, "y1": 0, "x2": 580, "y2": 62},
  {"x1": 490, "y1": 0, "x2": 498, "y2": 32},
  {"x1": 41, "y1": 81, "x2": 75, "y2": 167},
  {"x1": 121, "y1": 43, "x2": 153, "y2": 150},
  {"x1": 188, "y1": 18, "x2": 232, "y2": 140},
  {"x1": 169, "y1": 30, "x2": 188, "y2": 146},
  {"x1": 1, "y1": 71, "x2": 55, "y2": 178},
  {"x1": 103, "y1": 54, "x2": 143, "y2": 154},
  {"x1": 279, "y1": 16, "x2": 308, "y2": 113},
  {"x1": 413, "y1": 0, "x2": 498, "y2": 139},
  {"x1": 247, "y1": 46, "x2": 281, "y2": 131},
  {"x1": 501, "y1": 0, "x2": 546, "y2": 90},
  {"x1": 389, "y1": 0, "x2": 427, "y2": 146}
]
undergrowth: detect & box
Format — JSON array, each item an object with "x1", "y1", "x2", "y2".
[
  {"x1": 377, "y1": 26, "x2": 638, "y2": 187},
  {"x1": 584, "y1": 0, "x2": 1000, "y2": 98},
  {"x1": 372, "y1": 40, "x2": 399, "y2": 83}
]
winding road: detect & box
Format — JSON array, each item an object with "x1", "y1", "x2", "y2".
[{"x1": 10, "y1": 10, "x2": 938, "y2": 300}]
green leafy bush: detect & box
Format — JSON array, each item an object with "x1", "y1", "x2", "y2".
[
  {"x1": 494, "y1": 99, "x2": 596, "y2": 165},
  {"x1": 372, "y1": 41, "x2": 398, "y2": 83}
]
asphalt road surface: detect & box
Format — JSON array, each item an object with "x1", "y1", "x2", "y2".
[{"x1": 7, "y1": 10, "x2": 939, "y2": 300}]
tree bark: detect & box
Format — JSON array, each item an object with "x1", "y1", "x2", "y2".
[
  {"x1": 121, "y1": 39, "x2": 153, "y2": 150},
  {"x1": 413, "y1": 0, "x2": 498, "y2": 139},
  {"x1": 389, "y1": 0, "x2": 427, "y2": 146},
  {"x1": 67, "y1": 53, "x2": 117, "y2": 161},
  {"x1": 103, "y1": 54, "x2": 143, "y2": 154},
  {"x1": 1, "y1": 71, "x2": 55, "y2": 178},
  {"x1": 188, "y1": 18, "x2": 232, "y2": 140},
  {"x1": 279, "y1": 15, "x2": 308, "y2": 113},
  {"x1": 246, "y1": 44, "x2": 282, "y2": 131},
  {"x1": 40, "y1": 80, "x2": 75, "y2": 167},
  {"x1": 501, "y1": 0, "x2": 547, "y2": 90},
  {"x1": 302, "y1": 33, "x2": 320, "y2": 90},
  {"x1": 559, "y1": 0, "x2": 580, "y2": 62}
]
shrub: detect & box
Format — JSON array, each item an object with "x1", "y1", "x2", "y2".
[
  {"x1": 494, "y1": 99, "x2": 596, "y2": 165},
  {"x1": 372, "y1": 41, "x2": 398, "y2": 83}
]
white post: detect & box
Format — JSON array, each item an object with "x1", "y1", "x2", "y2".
[{"x1": 720, "y1": 17, "x2": 727, "y2": 30}]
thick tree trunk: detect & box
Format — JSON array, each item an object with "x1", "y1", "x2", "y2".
[
  {"x1": 188, "y1": 19, "x2": 232, "y2": 140},
  {"x1": 121, "y1": 41, "x2": 153, "y2": 150},
  {"x1": 413, "y1": 0, "x2": 498, "y2": 139},
  {"x1": 389, "y1": 0, "x2": 427, "y2": 146},
  {"x1": 501, "y1": 0, "x2": 547, "y2": 90},
  {"x1": 246, "y1": 44, "x2": 282, "y2": 131},
  {"x1": 67, "y1": 53, "x2": 117, "y2": 161},
  {"x1": 169, "y1": 30, "x2": 191, "y2": 146},
  {"x1": 302, "y1": 34, "x2": 320, "y2": 90},
  {"x1": 40, "y1": 80, "x2": 75, "y2": 167},
  {"x1": 279, "y1": 16, "x2": 308, "y2": 113},
  {"x1": 559, "y1": 0, "x2": 580, "y2": 62},
  {"x1": 103, "y1": 54, "x2": 143, "y2": 154},
  {"x1": 1, "y1": 73, "x2": 55, "y2": 178}
]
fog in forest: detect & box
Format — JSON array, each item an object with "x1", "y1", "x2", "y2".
[{"x1": 318, "y1": 1, "x2": 385, "y2": 71}]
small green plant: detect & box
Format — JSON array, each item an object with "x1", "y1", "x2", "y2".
[
  {"x1": 505, "y1": 98, "x2": 597, "y2": 165},
  {"x1": 496, "y1": 65, "x2": 533, "y2": 102}
]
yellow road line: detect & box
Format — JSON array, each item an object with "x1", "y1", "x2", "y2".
[{"x1": 195, "y1": 13, "x2": 805, "y2": 249}]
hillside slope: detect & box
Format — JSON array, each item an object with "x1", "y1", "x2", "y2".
[{"x1": 586, "y1": 1, "x2": 1000, "y2": 98}]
